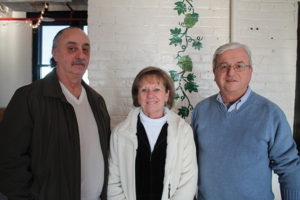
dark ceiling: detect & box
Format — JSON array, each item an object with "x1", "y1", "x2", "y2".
[{"x1": 0, "y1": 0, "x2": 87, "y2": 12}]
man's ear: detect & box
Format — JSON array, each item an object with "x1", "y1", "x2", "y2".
[
  {"x1": 213, "y1": 68, "x2": 216, "y2": 81},
  {"x1": 52, "y1": 49, "x2": 56, "y2": 61}
]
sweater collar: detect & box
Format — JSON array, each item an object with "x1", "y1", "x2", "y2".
[
  {"x1": 42, "y1": 68, "x2": 90, "y2": 102},
  {"x1": 216, "y1": 87, "x2": 252, "y2": 112}
]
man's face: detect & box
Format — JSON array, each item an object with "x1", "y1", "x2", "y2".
[
  {"x1": 213, "y1": 47, "x2": 253, "y2": 102},
  {"x1": 52, "y1": 28, "x2": 90, "y2": 79}
]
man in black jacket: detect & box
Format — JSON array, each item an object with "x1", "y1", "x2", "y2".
[{"x1": 0, "y1": 27, "x2": 111, "y2": 200}]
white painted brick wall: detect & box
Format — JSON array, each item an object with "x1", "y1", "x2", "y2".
[
  {"x1": 88, "y1": 0, "x2": 297, "y2": 127},
  {"x1": 88, "y1": 0, "x2": 229, "y2": 127},
  {"x1": 231, "y1": 2, "x2": 298, "y2": 198},
  {"x1": 232, "y1": 0, "x2": 298, "y2": 128},
  {"x1": 88, "y1": 1, "x2": 297, "y2": 199}
]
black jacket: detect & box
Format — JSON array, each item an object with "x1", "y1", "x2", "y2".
[
  {"x1": 0, "y1": 69, "x2": 111, "y2": 200},
  {"x1": 135, "y1": 117, "x2": 168, "y2": 200}
]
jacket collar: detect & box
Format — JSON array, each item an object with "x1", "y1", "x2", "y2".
[
  {"x1": 117, "y1": 107, "x2": 179, "y2": 136},
  {"x1": 42, "y1": 68, "x2": 90, "y2": 102}
]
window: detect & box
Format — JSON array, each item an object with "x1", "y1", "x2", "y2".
[
  {"x1": 40, "y1": 25, "x2": 89, "y2": 83},
  {"x1": 41, "y1": 25, "x2": 69, "y2": 78}
]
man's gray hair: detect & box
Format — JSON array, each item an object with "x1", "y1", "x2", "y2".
[{"x1": 212, "y1": 42, "x2": 252, "y2": 70}]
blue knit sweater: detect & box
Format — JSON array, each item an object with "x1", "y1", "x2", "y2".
[{"x1": 192, "y1": 92, "x2": 300, "y2": 200}]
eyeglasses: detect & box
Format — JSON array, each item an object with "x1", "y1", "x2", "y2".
[{"x1": 215, "y1": 63, "x2": 250, "y2": 72}]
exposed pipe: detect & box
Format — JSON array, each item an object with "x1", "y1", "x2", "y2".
[
  {"x1": 66, "y1": 2, "x2": 74, "y2": 18},
  {"x1": 0, "y1": 17, "x2": 86, "y2": 21},
  {"x1": 0, "y1": 18, "x2": 38, "y2": 21}
]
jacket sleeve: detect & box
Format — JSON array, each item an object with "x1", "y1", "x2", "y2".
[
  {"x1": 172, "y1": 124, "x2": 198, "y2": 200},
  {"x1": 269, "y1": 110, "x2": 300, "y2": 200},
  {"x1": 107, "y1": 129, "x2": 127, "y2": 200},
  {"x1": 0, "y1": 88, "x2": 33, "y2": 200}
]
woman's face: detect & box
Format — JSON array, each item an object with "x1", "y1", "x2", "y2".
[{"x1": 137, "y1": 75, "x2": 169, "y2": 119}]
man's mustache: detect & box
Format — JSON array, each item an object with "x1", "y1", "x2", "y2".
[{"x1": 72, "y1": 60, "x2": 86, "y2": 66}]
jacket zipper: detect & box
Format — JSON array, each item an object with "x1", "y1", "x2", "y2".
[{"x1": 168, "y1": 183, "x2": 171, "y2": 199}]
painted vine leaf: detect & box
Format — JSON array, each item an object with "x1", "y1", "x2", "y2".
[
  {"x1": 177, "y1": 55, "x2": 193, "y2": 72},
  {"x1": 170, "y1": 27, "x2": 181, "y2": 36},
  {"x1": 178, "y1": 106, "x2": 190, "y2": 118},
  {"x1": 184, "y1": 81, "x2": 198, "y2": 93},
  {"x1": 169, "y1": 70, "x2": 179, "y2": 82},
  {"x1": 187, "y1": 73, "x2": 195, "y2": 81},
  {"x1": 175, "y1": 93, "x2": 180, "y2": 100},
  {"x1": 169, "y1": 0, "x2": 202, "y2": 118},
  {"x1": 169, "y1": 28, "x2": 182, "y2": 46},
  {"x1": 184, "y1": 13, "x2": 199, "y2": 28},
  {"x1": 192, "y1": 41, "x2": 202, "y2": 50},
  {"x1": 174, "y1": 1, "x2": 187, "y2": 15},
  {"x1": 169, "y1": 37, "x2": 182, "y2": 47}
]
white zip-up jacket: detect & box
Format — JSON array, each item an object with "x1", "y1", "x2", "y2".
[{"x1": 108, "y1": 108, "x2": 198, "y2": 200}]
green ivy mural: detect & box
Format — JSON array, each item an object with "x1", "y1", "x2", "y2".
[{"x1": 169, "y1": 0, "x2": 203, "y2": 118}]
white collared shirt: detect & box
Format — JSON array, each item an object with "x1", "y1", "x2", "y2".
[{"x1": 216, "y1": 87, "x2": 252, "y2": 112}]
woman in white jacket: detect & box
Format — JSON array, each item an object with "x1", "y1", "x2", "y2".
[{"x1": 107, "y1": 66, "x2": 198, "y2": 200}]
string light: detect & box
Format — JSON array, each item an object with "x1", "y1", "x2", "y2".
[
  {"x1": 0, "y1": 4, "x2": 10, "y2": 17},
  {"x1": 29, "y1": 2, "x2": 48, "y2": 29}
]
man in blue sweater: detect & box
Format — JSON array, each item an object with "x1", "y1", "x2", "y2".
[{"x1": 192, "y1": 42, "x2": 300, "y2": 200}]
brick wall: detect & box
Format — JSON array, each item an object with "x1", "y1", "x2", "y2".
[
  {"x1": 88, "y1": 1, "x2": 298, "y2": 199},
  {"x1": 231, "y1": 0, "x2": 298, "y2": 127},
  {"x1": 88, "y1": 0, "x2": 297, "y2": 128},
  {"x1": 230, "y1": 1, "x2": 298, "y2": 198},
  {"x1": 88, "y1": 0, "x2": 230, "y2": 127}
]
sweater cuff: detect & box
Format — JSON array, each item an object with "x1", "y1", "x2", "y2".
[{"x1": 281, "y1": 188, "x2": 300, "y2": 200}]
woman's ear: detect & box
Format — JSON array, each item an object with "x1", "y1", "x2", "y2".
[{"x1": 165, "y1": 89, "x2": 170, "y2": 102}]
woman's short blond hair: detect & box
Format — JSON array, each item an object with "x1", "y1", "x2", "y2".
[{"x1": 131, "y1": 66, "x2": 175, "y2": 109}]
